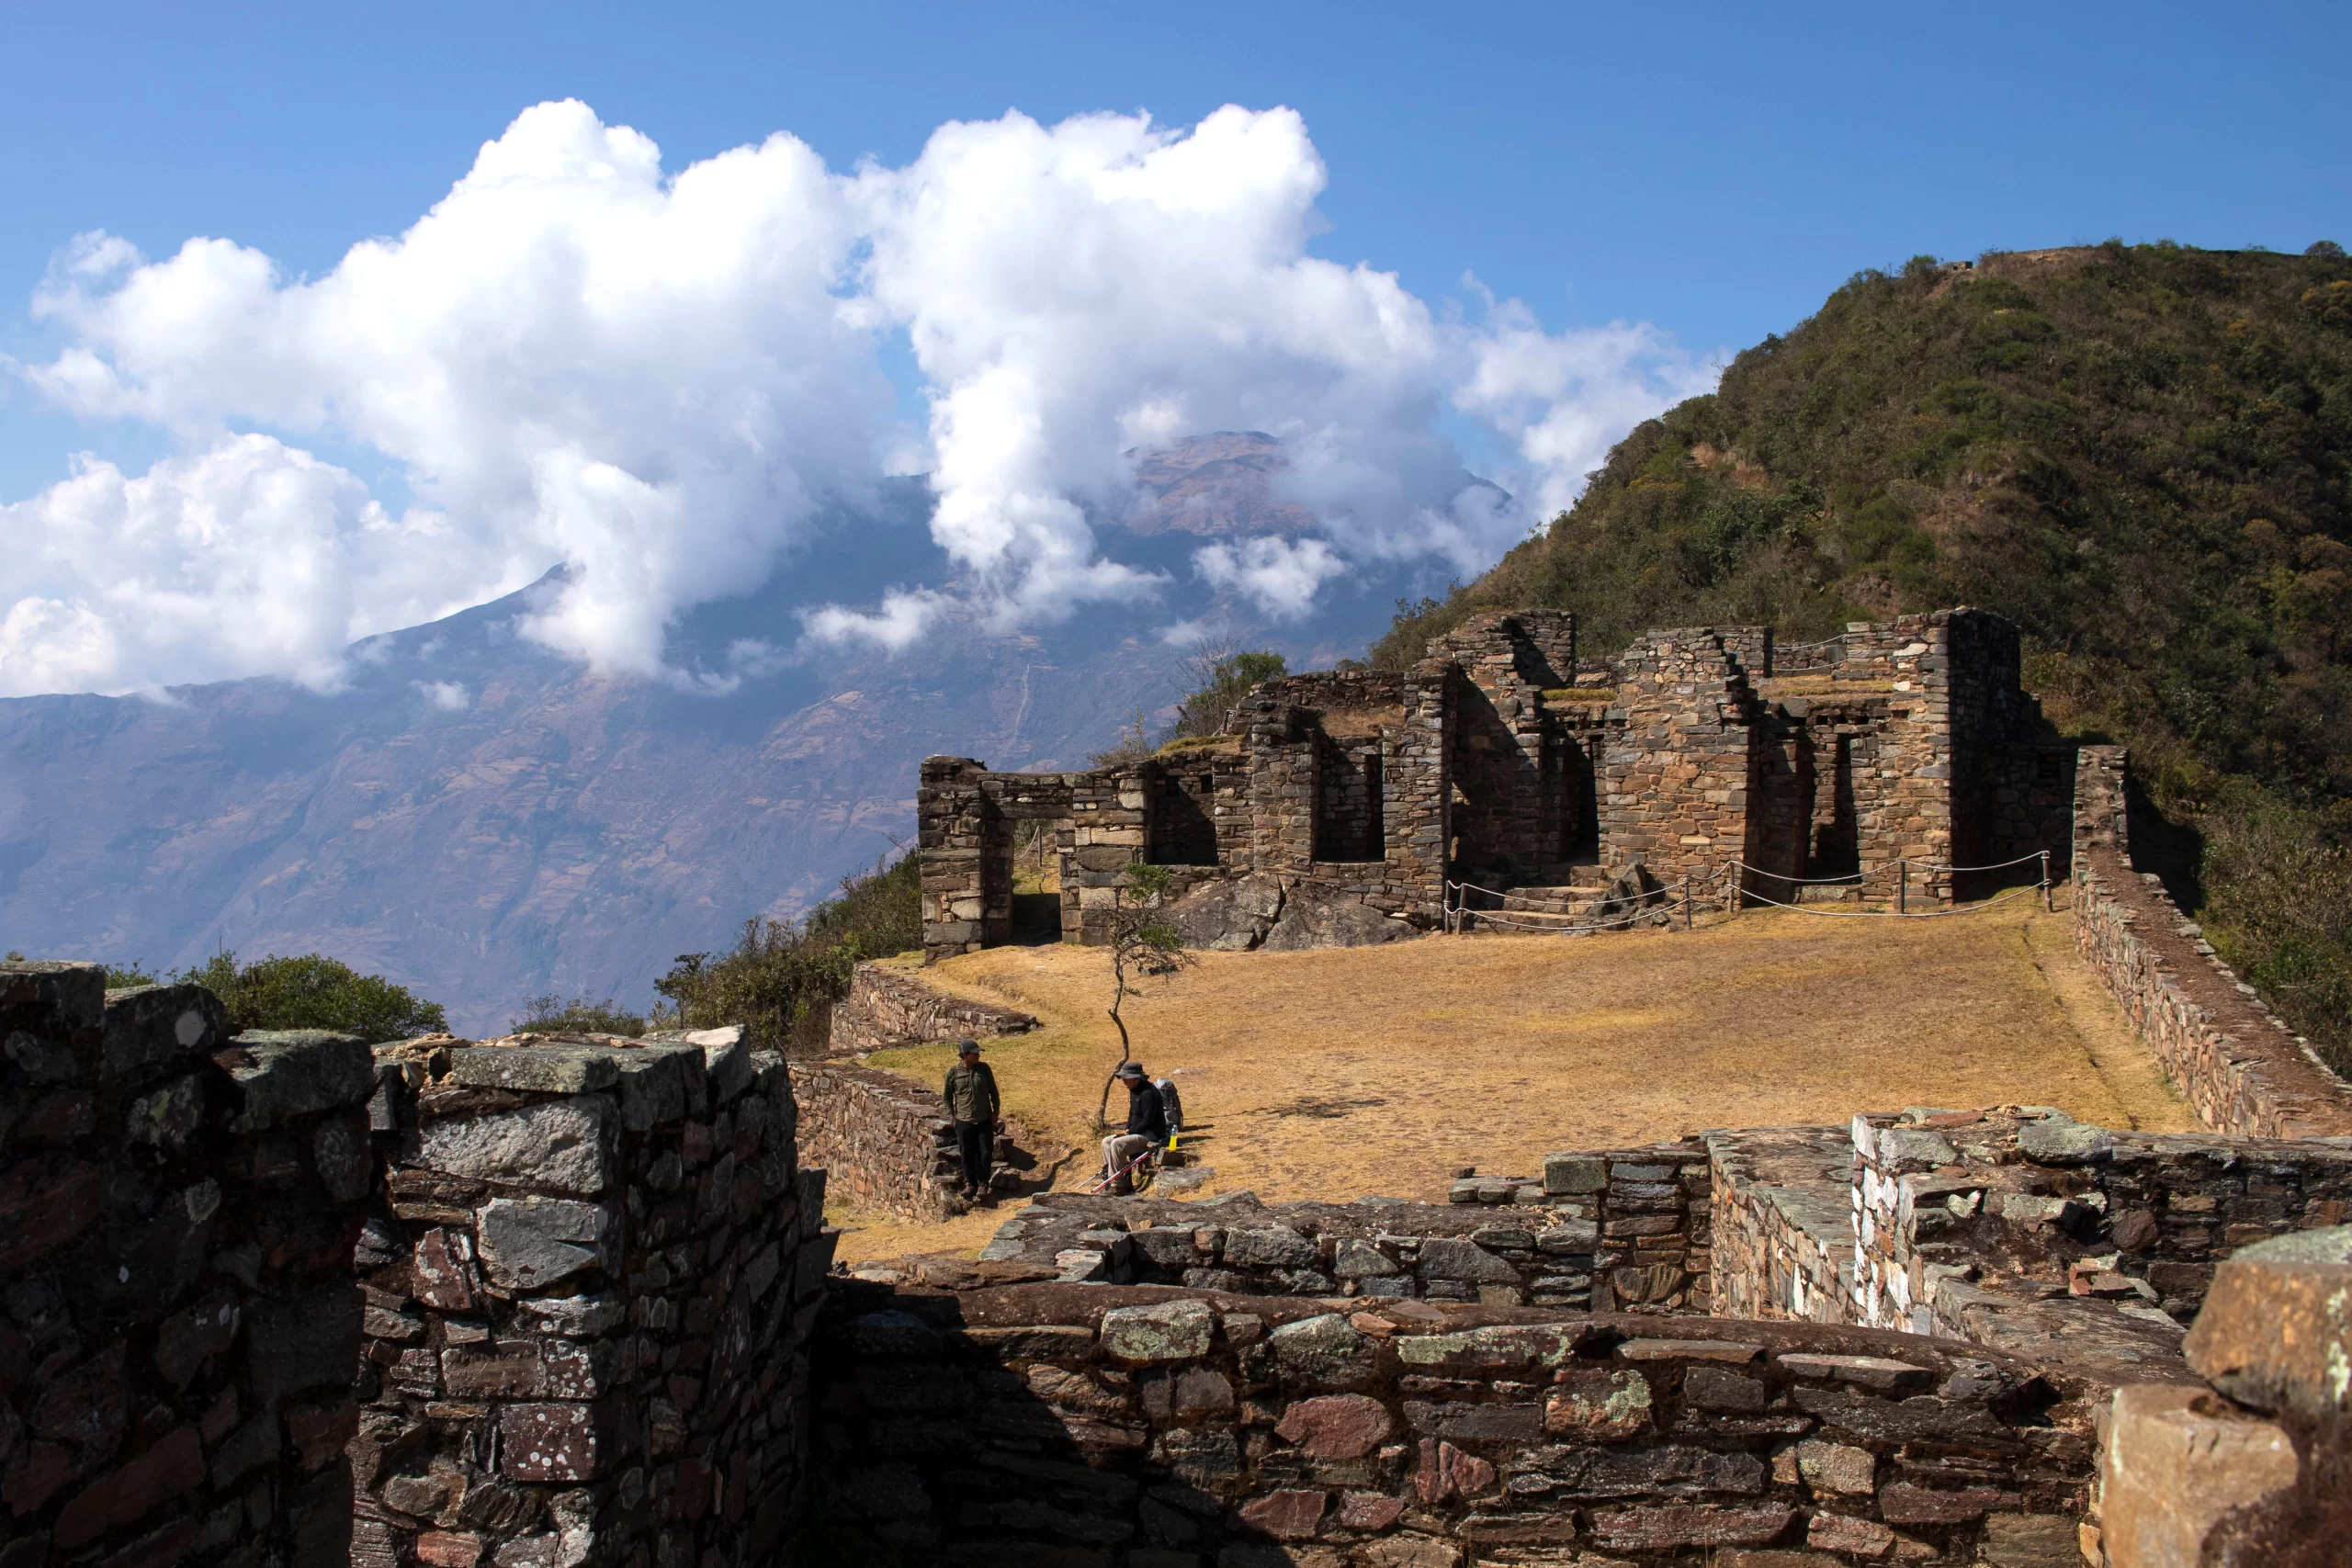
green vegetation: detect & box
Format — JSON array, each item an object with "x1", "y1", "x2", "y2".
[
  {"x1": 104, "y1": 961, "x2": 160, "y2": 988},
  {"x1": 651, "y1": 850, "x2": 922, "y2": 1052},
  {"x1": 1374, "y1": 241, "x2": 2352, "y2": 1071},
  {"x1": 177, "y1": 951, "x2": 448, "y2": 1043},
  {"x1": 511, "y1": 993, "x2": 648, "y2": 1037},
  {"x1": 1163, "y1": 647, "x2": 1290, "y2": 740}
]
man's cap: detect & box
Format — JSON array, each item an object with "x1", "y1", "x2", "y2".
[
  {"x1": 956, "y1": 1039, "x2": 982, "y2": 1055},
  {"x1": 1115, "y1": 1062, "x2": 1147, "y2": 1078}
]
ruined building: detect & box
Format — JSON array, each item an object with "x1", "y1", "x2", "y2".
[{"x1": 920, "y1": 607, "x2": 2078, "y2": 959}]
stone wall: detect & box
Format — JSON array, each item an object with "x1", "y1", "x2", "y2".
[
  {"x1": 1, "y1": 963, "x2": 378, "y2": 1568},
  {"x1": 2070, "y1": 746, "x2": 2352, "y2": 1138},
  {"x1": 794, "y1": 1060, "x2": 1036, "y2": 1223},
  {"x1": 1705, "y1": 1126, "x2": 1855, "y2": 1325},
  {"x1": 1848, "y1": 1104, "x2": 2352, "y2": 1410},
  {"x1": 826, "y1": 962, "x2": 1039, "y2": 1055},
  {"x1": 961, "y1": 1140, "x2": 1712, "y2": 1315},
  {"x1": 350, "y1": 1028, "x2": 833, "y2": 1568},
  {"x1": 1600, "y1": 631, "x2": 1762, "y2": 889},
  {"x1": 809, "y1": 1280, "x2": 2098, "y2": 1567}
]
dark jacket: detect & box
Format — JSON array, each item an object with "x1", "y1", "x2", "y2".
[
  {"x1": 1124, "y1": 1079, "x2": 1169, "y2": 1145},
  {"x1": 944, "y1": 1061, "x2": 1000, "y2": 1125}
]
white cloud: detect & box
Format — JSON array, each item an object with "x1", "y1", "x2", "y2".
[
  {"x1": 1194, "y1": 536, "x2": 1348, "y2": 619},
  {"x1": 3, "y1": 98, "x2": 1712, "y2": 697},
  {"x1": 417, "y1": 680, "x2": 470, "y2": 711},
  {"x1": 799, "y1": 588, "x2": 955, "y2": 653}
]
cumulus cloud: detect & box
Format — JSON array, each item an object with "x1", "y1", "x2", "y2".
[
  {"x1": 1194, "y1": 536, "x2": 1348, "y2": 619},
  {"x1": 2, "y1": 98, "x2": 1711, "y2": 697}
]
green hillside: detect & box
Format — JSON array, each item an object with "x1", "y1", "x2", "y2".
[{"x1": 1377, "y1": 241, "x2": 2352, "y2": 1071}]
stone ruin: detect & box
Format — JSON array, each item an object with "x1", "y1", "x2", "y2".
[
  {"x1": 7, "y1": 715, "x2": 2352, "y2": 1566},
  {"x1": 917, "y1": 607, "x2": 2080, "y2": 960}
]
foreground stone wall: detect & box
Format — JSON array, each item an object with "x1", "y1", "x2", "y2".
[
  {"x1": 826, "y1": 962, "x2": 1038, "y2": 1055},
  {"x1": 2106, "y1": 1226, "x2": 2352, "y2": 1566},
  {"x1": 811, "y1": 1280, "x2": 2097, "y2": 1567},
  {"x1": 1, "y1": 963, "x2": 377, "y2": 1568},
  {"x1": 2069, "y1": 746, "x2": 2352, "y2": 1138},
  {"x1": 351, "y1": 1029, "x2": 833, "y2": 1568}
]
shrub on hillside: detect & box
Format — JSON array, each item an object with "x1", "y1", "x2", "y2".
[
  {"x1": 177, "y1": 950, "x2": 448, "y2": 1043},
  {"x1": 653, "y1": 851, "x2": 920, "y2": 1052}
]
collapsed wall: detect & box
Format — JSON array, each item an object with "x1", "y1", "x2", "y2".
[
  {"x1": 810, "y1": 1280, "x2": 2096, "y2": 1566},
  {"x1": 1, "y1": 963, "x2": 378, "y2": 1568},
  {"x1": 350, "y1": 1030, "x2": 835, "y2": 1568}
]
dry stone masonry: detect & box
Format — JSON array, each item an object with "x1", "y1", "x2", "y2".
[
  {"x1": 792, "y1": 1060, "x2": 1035, "y2": 1223},
  {"x1": 823, "y1": 964, "x2": 1038, "y2": 1057},
  {"x1": 947, "y1": 1167, "x2": 1708, "y2": 1314},
  {"x1": 919, "y1": 608, "x2": 2077, "y2": 959},
  {"x1": 2069, "y1": 746, "x2": 2352, "y2": 1140},
  {"x1": 809, "y1": 1280, "x2": 2098, "y2": 1566},
  {"x1": 348, "y1": 1029, "x2": 832, "y2": 1568},
  {"x1": 1, "y1": 962, "x2": 378, "y2": 1568}
]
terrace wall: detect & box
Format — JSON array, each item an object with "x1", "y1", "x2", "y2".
[
  {"x1": 826, "y1": 963, "x2": 1038, "y2": 1056},
  {"x1": 2069, "y1": 746, "x2": 2352, "y2": 1138}
]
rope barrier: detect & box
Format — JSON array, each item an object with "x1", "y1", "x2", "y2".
[
  {"x1": 1731, "y1": 881, "x2": 2042, "y2": 919},
  {"x1": 1440, "y1": 847, "x2": 2053, "y2": 933}
]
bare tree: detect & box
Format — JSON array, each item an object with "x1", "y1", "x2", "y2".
[{"x1": 1094, "y1": 862, "x2": 1195, "y2": 1127}]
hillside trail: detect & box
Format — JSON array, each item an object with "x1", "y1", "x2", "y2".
[{"x1": 834, "y1": 903, "x2": 2191, "y2": 1263}]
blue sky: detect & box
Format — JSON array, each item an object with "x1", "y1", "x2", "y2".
[{"x1": 1, "y1": 0, "x2": 2344, "y2": 694}]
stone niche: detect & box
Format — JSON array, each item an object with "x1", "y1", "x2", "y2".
[
  {"x1": 350, "y1": 1029, "x2": 835, "y2": 1568},
  {"x1": 1, "y1": 962, "x2": 378, "y2": 1568}
]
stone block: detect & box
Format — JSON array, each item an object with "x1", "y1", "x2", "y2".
[
  {"x1": 1267, "y1": 1314, "x2": 1373, "y2": 1387},
  {"x1": 1793, "y1": 1438, "x2": 1874, "y2": 1495},
  {"x1": 1544, "y1": 1368, "x2": 1651, "y2": 1440},
  {"x1": 224, "y1": 1032, "x2": 376, "y2": 1131},
  {"x1": 2017, "y1": 1117, "x2": 2114, "y2": 1165},
  {"x1": 2181, "y1": 1224, "x2": 2352, "y2": 1417},
  {"x1": 477, "y1": 1198, "x2": 614, "y2": 1292},
  {"x1": 2100, "y1": 1382, "x2": 2298, "y2": 1568},
  {"x1": 448, "y1": 1045, "x2": 622, "y2": 1095},
  {"x1": 499, "y1": 1404, "x2": 628, "y2": 1483},
  {"x1": 414, "y1": 1097, "x2": 616, "y2": 1195},
  {"x1": 1222, "y1": 1225, "x2": 1317, "y2": 1269},
  {"x1": 1416, "y1": 1237, "x2": 1520, "y2": 1283},
  {"x1": 1774, "y1": 1352, "x2": 1933, "y2": 1393},
  {"x1": 1272, "y1": 1394, "x2": 1391, "y2": 1460},
  {"x1": 99, "y1": 984, "x2": 225, "y2": 1080},
  {"x1": 1100, "y1": 1299, "x2": 1215, "y2": 1362}
]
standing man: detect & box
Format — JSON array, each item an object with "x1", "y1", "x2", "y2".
[
  {"x1": 1101, "y1": 1062, "x2": 1168, "y2": 1195},
  {"x1": 943, "y1": 1039, "x2": 1001, "y2": 1201}
]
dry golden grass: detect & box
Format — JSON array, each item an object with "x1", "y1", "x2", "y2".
[{"x1": 838, "y1": 904, "x2": 2189, "y2": 1260}]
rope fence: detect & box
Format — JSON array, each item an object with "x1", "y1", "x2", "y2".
[{"x1": 1442, "y1": 848, "x2": 2054, "y2": 935}]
